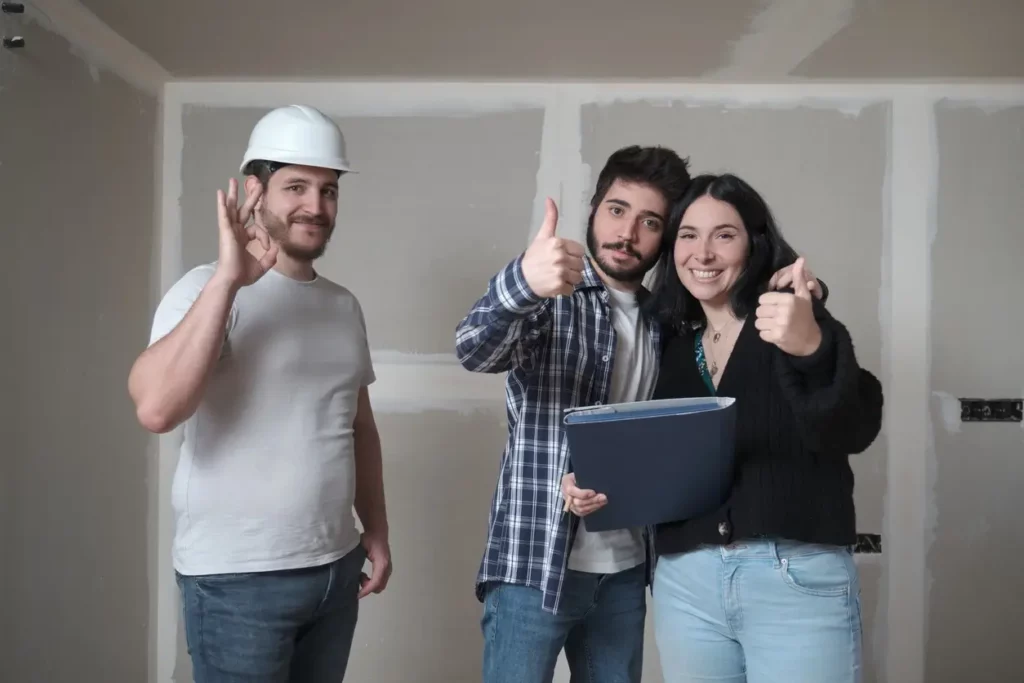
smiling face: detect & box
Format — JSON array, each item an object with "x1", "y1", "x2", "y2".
[
  {"x1": 256, "y1": 164, "x2": 340, "y2": 262},
  {"x1": 586, "y1": 179, "x2": 668, "y2": 288},
  {"x1": 674, "y1": 193, "x2": 750, "y2": 306}
]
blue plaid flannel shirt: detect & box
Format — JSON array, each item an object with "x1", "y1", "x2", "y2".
[{"x1": 455, "y1": 253, "x2": 661, "y2": 614}]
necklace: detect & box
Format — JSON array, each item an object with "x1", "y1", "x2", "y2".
[
  {"x1": 706, "y1": 317, "x2": 736, "y2": 344},
  {"x1": 704, "y1": 317, "x2": 740, "y2": 376}
]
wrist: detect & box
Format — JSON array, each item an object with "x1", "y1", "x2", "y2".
[
  {"x1": 208, "y1": 269, "x2": 243, "y2": 297},
  {"x1": 796, "y1": 325, "x2": 823, "y2": 357}
]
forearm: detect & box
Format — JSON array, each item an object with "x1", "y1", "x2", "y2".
[
  {"x1": 777, "y1": 323, "x2": 884, "y2": 453},
  {"x1": 128, "y1": 274, "x2": 237, "y2": 433},
  {"x1": 455, "y1": 255, "x2": 547, "y2": 373},
  {"x1": 354, "y1": 425, "x2": 388, "y2": 537}
]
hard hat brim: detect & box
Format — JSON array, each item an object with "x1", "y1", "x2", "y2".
[{"x1": 239, "y1": 149, "x2": 357, "y2": 174}]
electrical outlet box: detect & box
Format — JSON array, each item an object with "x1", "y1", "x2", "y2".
[{"x1": 959, "y1": 399, "x2": 1023, "y2": 423}]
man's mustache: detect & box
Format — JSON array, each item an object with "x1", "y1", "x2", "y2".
[
  {"x1": 290, "y1": 213, "x2": 330, "y2": 227},
  {"x1": 603, "y1": 242, "x2": 640, "y2": 258}
]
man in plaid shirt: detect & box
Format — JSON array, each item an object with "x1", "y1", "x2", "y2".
[{"x1": 455, "y1": 146, "x2": 692, "y2": 683}]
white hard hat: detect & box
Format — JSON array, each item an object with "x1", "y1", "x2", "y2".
[{"x1": 240, "y1": 104, "x2": 355, "y2": 174}]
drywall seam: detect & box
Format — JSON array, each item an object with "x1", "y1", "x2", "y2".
[
  {"x1": 531, "y1": 88, "x2": 564, "y2": 246},
  {"x1": 170, "y1": 81, "x2": 1024, "y2": 108},
  {"x1": 885, "y1": 94, "x2": 934, "y2": 683},
  {"x1": 26, "y1": 0, "x2": 169, "y2": 96},
  {"x1": 558, "y1": 87, "x2": 588, "y2": 247},
  {"x1": 709, "y1": 0, "x2": 855, "y2": 79},
  {"x1": 165, "y1": 81, "x2": 555, "y2": 117},
  {"x1": 530, "y1": 86, "x2": 586, "y2": 246},
  {"x1": 370, "y1": 352, "x2": 506, "y2": 413},
  {"x1": 874, "y1": 101, "x2": 894, "y2": 683},
  {"x1": 154, "y1": 90, "x2": 183, "y2": 683},
  {"x1": 145, "y1": 93, "x2": 165, "y2": 683}
]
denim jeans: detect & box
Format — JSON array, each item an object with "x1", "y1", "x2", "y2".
[
  {"x1": 481, "y1": 563, "x2": 647, "y2": 683},
  {"x1": 176, "y1": 544, "x2": 366, "y2": 683},
  {"x1": 653, "y1": 540, "x2": 862, "y2": 683}
]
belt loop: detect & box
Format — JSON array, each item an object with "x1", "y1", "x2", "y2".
[{"x1": 769, "y1": 539, "x2": 782, "y2": 568}]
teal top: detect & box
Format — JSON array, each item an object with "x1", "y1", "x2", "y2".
[{"x1": 693, "y1": 330, "x2": 717, "y2": 396}]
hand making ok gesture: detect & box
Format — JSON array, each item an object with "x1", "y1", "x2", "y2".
[{"x1": 214, "y1": 178, "x2": 279, "y2": 289}]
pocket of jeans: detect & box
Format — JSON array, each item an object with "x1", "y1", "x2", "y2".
[{"x1": 778, "y1": 550, "x2": 851, "y2": 597}]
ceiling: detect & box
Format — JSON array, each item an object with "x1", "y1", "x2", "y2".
[{"x1": 75, "y1": 0, "x2": 1024, "y2": 80}]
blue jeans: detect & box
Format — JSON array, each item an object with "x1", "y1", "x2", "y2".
[
  {"x1": 176, "y1": 545, "x2": 365, "y2": 683},
  {"x1": 481, "y1": 563, "x2": 647, "y2": 683},
  {"x1": 653, "y1": 540, "x2": 862, "y2": 683}
]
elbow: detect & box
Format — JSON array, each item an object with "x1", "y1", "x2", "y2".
[{"x1": 135, "y1": 402, "x2": 178, "y2": 434}]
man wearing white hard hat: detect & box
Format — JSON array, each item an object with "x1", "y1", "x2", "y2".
[{"x1": 129, "y1": 105, "x2": 390, "y2": 682}]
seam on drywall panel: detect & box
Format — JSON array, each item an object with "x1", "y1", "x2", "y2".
[
  {"x1": 884, "y1": 94, "x2": 934, "y2": 683},
  {"x1": 154, "y1": 90, "x2": 183, "y2": 683}
]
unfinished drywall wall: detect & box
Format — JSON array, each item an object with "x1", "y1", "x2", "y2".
[
  {"x1": 0, "y1": 14, "x2": 157, "y2": 683},
  {"x1": 179, "y1": 104, "x2": 546, "y2": 354},
  {"x1": 926, "y1": 103, "x2": 1024, "y2": 683}
]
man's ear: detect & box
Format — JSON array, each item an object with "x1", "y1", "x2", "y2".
[{"x1": 243, "y1": 174, "x2": 264, "y2": 208}]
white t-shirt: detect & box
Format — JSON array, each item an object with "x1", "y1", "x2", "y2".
[
  {"x1": 149, "y1": 263, "x2": 375, "y2": 576},
  {"x1": 568, "y1": 285, "x2": 658, "y2": 574}
]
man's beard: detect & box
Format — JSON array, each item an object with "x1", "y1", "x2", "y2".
[
  {"x1": 586, "y1": 217, "x2": 660, "y2": 285},
  {"x1": 259, "y1": 206, "x2": 334, "y2": 262}
]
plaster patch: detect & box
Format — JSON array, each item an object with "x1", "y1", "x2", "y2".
[
  {"x1": 25, "y1": 0, "x2": 168, "y2": 95},
  {"x1": 709, "y1": 0, "x2": 855, "y2": 80},
  {"x1": 931, "y1": 391, "x2": 963, "y2": 434}
]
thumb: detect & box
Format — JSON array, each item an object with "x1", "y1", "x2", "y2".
[
  {"x1": 792, "y1": 257, "x2": 811, "y2": 300},
  {"x1": 534, "y1": 197, "x2": 559, "y2": 241}
]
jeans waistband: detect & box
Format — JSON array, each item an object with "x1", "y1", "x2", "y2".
[{"x1": 707, "y1": 538, "x2": 850, "y2": 561}]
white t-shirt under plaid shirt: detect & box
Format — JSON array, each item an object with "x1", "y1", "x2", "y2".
[{"x1": 567, "y1": 283, "x2": 657, "y2": 573}]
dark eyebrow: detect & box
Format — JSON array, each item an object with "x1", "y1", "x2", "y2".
[
  {"x1": 679, "y1": 223, "x2": 739, "y2": 231},
  {"x1": 282, "y1": 177, "x2": 338, "y2": 190},
  {"x1": 605, "y1": 198, "x2": 665, "y2": 222}
]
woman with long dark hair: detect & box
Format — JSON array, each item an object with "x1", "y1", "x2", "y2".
[{"x1": 644, "y1": 173, "x2": 884, "y2": 682}]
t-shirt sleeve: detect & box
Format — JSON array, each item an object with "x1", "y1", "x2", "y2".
[
  {"x1": 149, "y1": 265, "x2": 233, "y2": 347},
  {"x1": 354, "y1": 297, "x2": 376, "y2": 387}
]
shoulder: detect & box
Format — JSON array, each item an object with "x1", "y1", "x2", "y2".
[
  {"x1": 164, "y1": 262, "x2": 218, "y2": 298},
  {"x1": 313, "y1": 276, "x2": 371, "y2": 324},
  {"x1": 154, "y1": 262, "x2": 223, "y2": 316}
]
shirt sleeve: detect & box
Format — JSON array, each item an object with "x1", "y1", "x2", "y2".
[
  {"x1": 354, "y1": 296, "x2": 376, "y2": 387},
  {"x1": 149, "y1": 264, "x2": 234, "y2": 347}
]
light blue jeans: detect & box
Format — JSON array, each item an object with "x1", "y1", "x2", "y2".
[{"x1": 653, "y1": 540, "x2": 862, "y2": 683}]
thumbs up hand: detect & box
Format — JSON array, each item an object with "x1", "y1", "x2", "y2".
[
  {"x1": 754, "y1": 257, "x2": 823, "y2": 357},
  {"x1": 521, "y1": 198, "x2": 587, "y2": 298}
]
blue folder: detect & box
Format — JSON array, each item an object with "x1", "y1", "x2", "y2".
[{"x1": 562, "y1": 396, "x2": 738, "y2": 532}]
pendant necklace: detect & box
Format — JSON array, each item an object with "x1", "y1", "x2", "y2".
[{"x1": 705, "y1": 317, "x2": 738, "y2": 376}]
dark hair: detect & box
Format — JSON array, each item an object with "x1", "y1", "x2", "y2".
[
  {"x1": 646, "y1": 173, "x2": 800, "y2": 333},
  {"x1": 241, "y1": 159, "x2": 341, "y2": 187},
  {"x1": 589, "y1": 145, "x2": 692, "y2": 211}
]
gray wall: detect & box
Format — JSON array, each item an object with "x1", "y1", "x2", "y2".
[
  {"x1": 0, "y1": 16, "x2": 157, "y2": 683},
  {"x1": 77, "y1": 0, "x2": 1024, "y2": 80},
  {"x1": 927, "y1": 103, "x2": 1024, "y2": 683}
]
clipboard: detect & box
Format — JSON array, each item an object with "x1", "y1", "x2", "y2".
[{"x1": 562, "y1": 396, "x2": 738, "y2": 532}]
